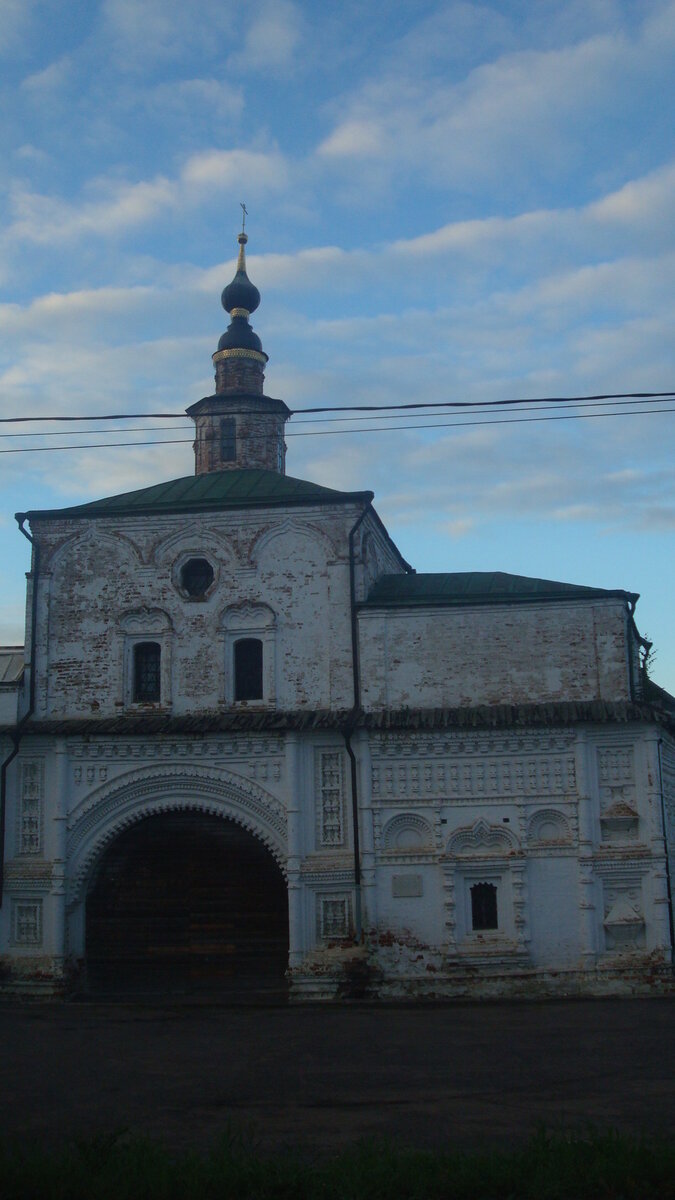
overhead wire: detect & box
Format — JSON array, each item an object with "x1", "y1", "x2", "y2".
[
  {"x1": 0, "y1": 394, "x2": 672, "y2": 439},
  {"x1": 0, "y1": 390, "x2": 673, "y2": 424},
  {"x1": 2, "y1": 402, "x2": 675, "y2": 454}
]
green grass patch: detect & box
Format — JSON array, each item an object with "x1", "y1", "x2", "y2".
[{"x1": 1, "y1": 1127, "x2": 674, "y2": 1199}]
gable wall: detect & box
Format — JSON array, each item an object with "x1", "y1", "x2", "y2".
[
  {"x1": 30, "y1": 504, "x2": 371, "y2": 719},
  {"x1": 358, "y1": 599, "x2": 632, "y2": 708}
]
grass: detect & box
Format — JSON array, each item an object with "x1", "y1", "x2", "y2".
[{"x1": 1, "y1": 1127, "x2": 674, "y2": 1199}]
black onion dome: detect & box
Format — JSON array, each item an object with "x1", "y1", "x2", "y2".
[
  {"x1": 221, "y1": 233, "x2": 260, "y2": 315},
  {"x1": 217, "y1": 316, "x2": 264, "y2": 354}
]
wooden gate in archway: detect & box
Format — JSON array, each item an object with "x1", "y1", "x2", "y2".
[{"x1": 85, "y1": 811, "x2": 289, "y2": 997}]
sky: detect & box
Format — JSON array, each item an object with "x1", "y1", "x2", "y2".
[{"x1": 1, "y1": 0, "x2": 674, "y2": 693}]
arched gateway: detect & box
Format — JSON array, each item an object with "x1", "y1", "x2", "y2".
[
  {"x1": 86, "y1": 811, "x2": 288, "y2": 995},
  {"x1": 67, "y1": 766, "x2": 289, "y2": 997}
]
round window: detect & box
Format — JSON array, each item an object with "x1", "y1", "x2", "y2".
[{"x1": 180, "y1": 557, "x2": 215, "y2": 598}]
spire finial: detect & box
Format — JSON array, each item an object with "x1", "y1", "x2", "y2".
[{"x1": 237, "y1": 203, "x2": 249, "y2": 269}]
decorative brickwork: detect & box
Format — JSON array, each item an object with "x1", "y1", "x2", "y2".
[
  {"x1": 213, "y1": 355, "x2": 265, "y2": 395},
  {"x1": 316, "y1": 749, "x2": 345, "y2": 847},
  {"x1": 189, "y1": 394, "x2": 289, "y2": 474},
  {"x1": 18, "y1": 760, "x2": 43, "y2": 856}
]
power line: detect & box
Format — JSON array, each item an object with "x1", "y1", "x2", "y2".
[
  {"x1": 0, "y1": 391, "x2": 673, "y2": 424},
  {"x1": 0, "y1": 425, "x2": 191, "y2": 439},
  {"x1": 0, "y1": 394, "x2": 671, "y2": 439},
  {"x1": 295, "y1": 391, "x2": 675, "y2": 415},
  {"x1": 2, "y1": 403, "x2": 674, "y2": 454}
]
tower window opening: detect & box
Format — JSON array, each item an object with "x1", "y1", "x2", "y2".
[
  {"x1": 133, "y1": 642, "x2": 161, "y2": 703},
  {"x1": 471, "y1": 882, "x2": 498, "y2": 931},
  {"x1": 221, "y1": 418, "x2": 236, "y2": 462},
  {"x1": 234, "y1": 638, "x2": 263, "y2": 701}
]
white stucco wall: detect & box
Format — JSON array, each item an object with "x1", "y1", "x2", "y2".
[
  {"x1": 358, "y1": 599, "x2": 632, "y2": 709},
  {"x1": 1, "y1": 720, "x2": 672, "y2": 997}
]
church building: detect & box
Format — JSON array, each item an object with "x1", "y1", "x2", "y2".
[{"x1": 1, "y1": 230, "x2": 674, "y2": 999}]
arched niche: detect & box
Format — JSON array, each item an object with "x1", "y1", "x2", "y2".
[
  {"x1": 527, "y1": 809, "x2": 572, "y2": 845},
  {"x1": 382, "y1": 813, "x2": 433, "y2": 853},
  {"x1": 151, "y1": 524, "x2": 238, "y2": 571},
  {"x1": 48, "y1": 527, "x2": 143, "y2": 575},
  {"x1": 250, "y1": 517, "x2": 339, "y2": 572}
]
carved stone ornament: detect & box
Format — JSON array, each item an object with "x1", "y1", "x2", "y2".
[
  {"x1": 447, "y1": 818, "x2": 519, "y2": 856},
  {"x1": 382, "y1": 813, "x2": 434, "y2": 852},
  {"x1": 118, "y1": 607, "x2": 173, "y2": 635},
  {"x1": 371, "y1": 744, "x2": 577, "y2": 801},
  {"x1": 526, "y1": 808, "x2": 572, "y2": 845},
  {"x1": 67, "y1": 763, "x2": 287, "y2": 904},
  {"x1": 219, "y1": 601, "x2": 276, "y2": 631}
]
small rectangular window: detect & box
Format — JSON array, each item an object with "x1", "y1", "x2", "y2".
[
  {"x1": 471, "y1": 882, "x2": 498, "y2": 931},
  {"x1": 318, "y1": 895, "x2": 352, "y2": 940},
  {"x1": 221, "y1": 418, "x2": 236, "y2": 462},
  {"x1": 234, "y1": 638, "x2": 263, "y2": 701},
  {"x1": 133, "y1": 642, "x2": 161, "y2": 702},
  {"x1": 12, "y1": 900, "x2": 42, "y2": 946}
]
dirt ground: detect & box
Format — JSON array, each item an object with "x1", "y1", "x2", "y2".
[{"x1": 1, "y1": 997, "x2": 674, "y2": 1155}]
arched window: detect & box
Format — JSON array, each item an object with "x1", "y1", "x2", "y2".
[
  {"x1": 234, "y1": 638, "x2": 263, "y2": 701},
  {"x1": 471, "y1": 882, "x2": 498, "y2": 931},
  {"x1": 221, "y1": 418, "x2": 236, "y2": 462},
  {"x1": 133, "y1": 642, "x2": 161, "y2": 702}
]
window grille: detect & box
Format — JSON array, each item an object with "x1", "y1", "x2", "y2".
[
  {"x1": 471, "y1": 882, "x2": 498, "y2": 931},
  {"x1": 234, "y1": 638, "x2": 263, "y2": 701},
  {"x1": 317, "y1": 750, "x2": 345, "y2": 847},
  {"x1": 12, "y1": 901, "x2": 42, "y2": 945},
  {"x1": 318, "y1": 895, "x2": 352, "y2": 940},
  {"x1": 221, "y1": 417, "x2": 236, "y2": 462},
  {"x1": 133, "y1": 642, "x2": 161, "y2": 702}
]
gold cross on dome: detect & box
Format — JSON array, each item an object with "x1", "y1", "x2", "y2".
[{"x1": 240, "y1": 202, "x2": 248, "y2": 233}]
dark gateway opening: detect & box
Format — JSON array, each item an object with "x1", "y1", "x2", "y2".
[{"x1": 86, "y1": 811, "x2": 289, "y2": 998}]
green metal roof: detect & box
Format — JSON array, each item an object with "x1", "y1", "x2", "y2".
[
  {"x1": 23, "y1": 469, "x2": 373, "y2": 521},
  {"x1": 363, "y1": 572, "x2": 638, "y2": 608}
]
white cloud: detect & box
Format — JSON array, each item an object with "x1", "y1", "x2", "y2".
[
  {"x1": 440, "y1": 517, "x2": 476, "y2": 539},
  {"x1": 181, "y1": 147, "x2": 287, "y2": 190},
  {"x1": 21, "y1": 54, "x2": 71, "y2": 93},
  {"x1": 100, "y1": 0, "x2": 219, "y2": 69},
  {"x1": 316, "y1": 6, "x2": 674, "y2": 194},
  {"x1": 0, "y1": 285, "x2": 160, "y2": 334},
  {"x1": 7, "y1": 148, "x2": 289, "y2": 244},
  {"x1": 228, "y1": 0, "x2": 302, "y2": 73},
  {"x1": 319, "y1": 119, "x2": 383, "y2": 159},
  {"x1": 0, "y1": 0, "x2": 32, "y2": 56},
  {"x1": 588, "y1": 161, "x2": 675, "y2": 229},
  {"x1": 144, "y1": 78, "x2": 243, "y2": 121}
]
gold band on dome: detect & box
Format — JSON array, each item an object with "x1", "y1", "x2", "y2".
[
  {"x1": 230, "y1": 307, "x2": 250, "y2": 317},
  {"x1": 213, "y1": 347, "x2": 268, "y2": 364}
]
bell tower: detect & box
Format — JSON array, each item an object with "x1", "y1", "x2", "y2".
[{"x1": 186, "y1": 215, "x2": 290, "y2": 475}]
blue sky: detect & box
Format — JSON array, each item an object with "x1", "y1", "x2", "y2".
[{"x1": 1, "y1": 0, "x2": 674, "y2": 692}]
